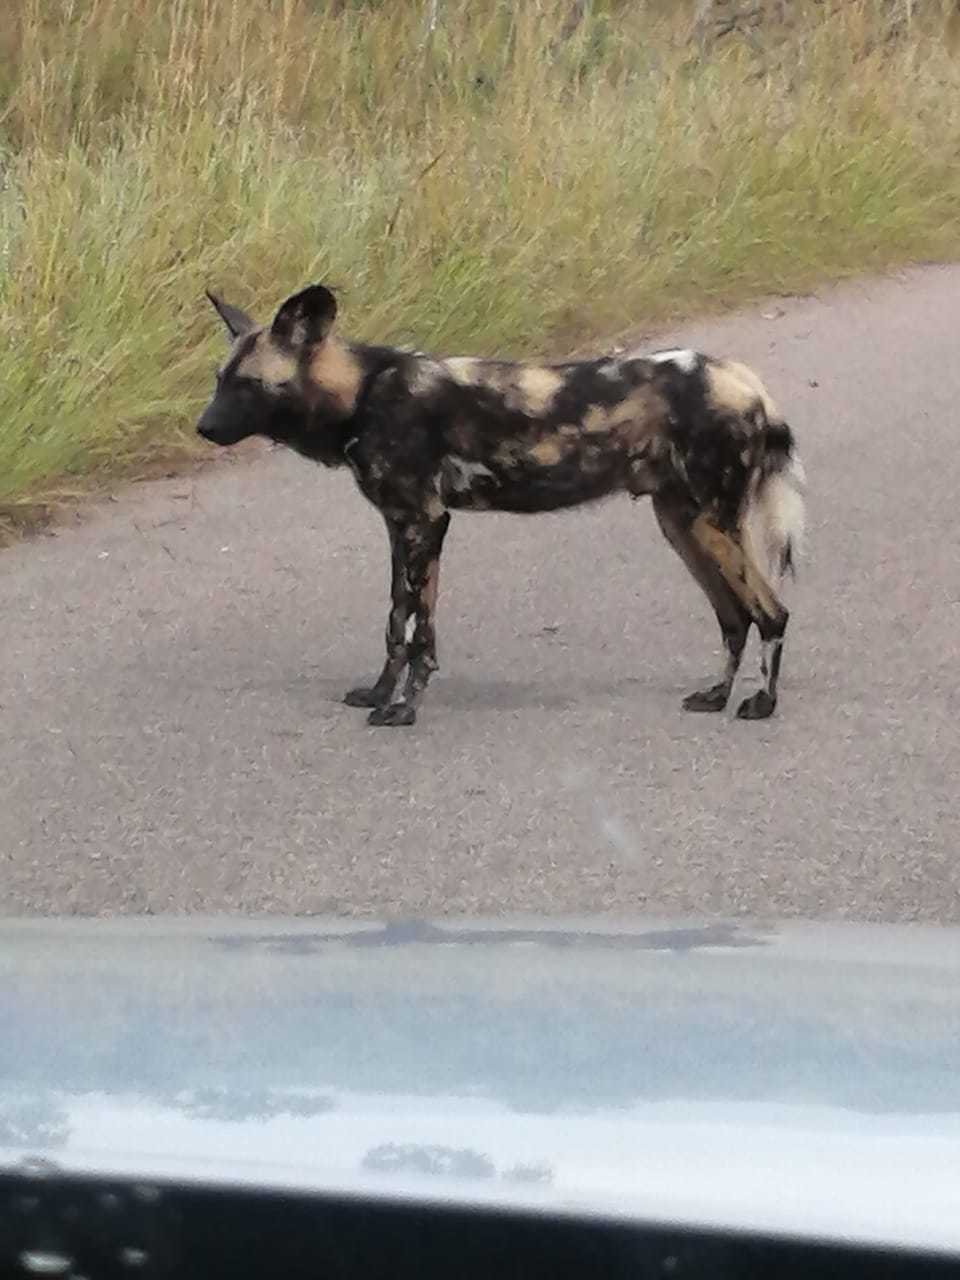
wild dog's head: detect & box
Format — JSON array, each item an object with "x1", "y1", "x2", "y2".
[{"x1": 197, "y1": 285, "x2": 362, "y2": 458}]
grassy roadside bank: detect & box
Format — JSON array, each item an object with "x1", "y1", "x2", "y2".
[{"x1": 1, "y1": 0, "x2": 959, "y2": 536}]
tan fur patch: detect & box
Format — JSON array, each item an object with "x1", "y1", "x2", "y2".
[
  {"x1": 706, "y1": 360, "x2": 779, "y2": 422},
  {"x1": 583, "y1": 406, "x2": 608, "y2": 434},
  {"x1": 308, "y1": 337, "x2": 363, "y2": 415},
  {"x1": 528, "y1": 437, "x2": 564, "y2": 466},
  {"x1": 691, "y1": 515, "x2": 783, "y2": 620},
  {"x1": 582, "y1": 388, "x2": 665, "y2": 441},
  {"x1": 516, "y1": 367, "x2": 564, "y2": 415},
  {"x1": 238, "y1": 334, "x2": 298, "y2": 388},
  {"x1": 611, "y1": 387, "x2": 668, "y2": 442}
]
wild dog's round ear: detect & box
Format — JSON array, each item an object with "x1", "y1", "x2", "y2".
[
  {"x1": 205, "y1": 290, "x2": 257, "y2": 341},
  {"x1": 270, "y1": 285, "x2": 338, "y2": 349}
]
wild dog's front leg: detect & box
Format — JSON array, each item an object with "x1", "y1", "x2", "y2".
[
  {"x1": 344, "y1": 519, "x2": 410, "y2": 710},
  {"x1": 367, "y1": 512, "x2": 451, "y2": 728}
]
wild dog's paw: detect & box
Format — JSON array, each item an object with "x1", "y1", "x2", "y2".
[
  {"x1": 736, "y1": 690, "x2": 776, "y2": 720},
  {"x1": 682, "y1": 684, "x2": 731, "y2": 713},
  {"x1": 344, "y1": 685, "x2": 389, "y2": 708},
  {"x1": 367, "y1": 704, "x2": 417, "y2": 727}
]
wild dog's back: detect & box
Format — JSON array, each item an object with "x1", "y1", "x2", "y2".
[{"x1": 362, "y1": 346, "x2": 794, "y2": 522}]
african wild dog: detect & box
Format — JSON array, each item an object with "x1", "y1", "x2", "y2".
[{"x1": 197, "y1": 285, "x2": 805, "y2": 727}]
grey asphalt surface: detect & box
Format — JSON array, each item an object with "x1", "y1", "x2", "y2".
[{"x1": 2, "y1": 266, "x2": 959, "y2": 919}]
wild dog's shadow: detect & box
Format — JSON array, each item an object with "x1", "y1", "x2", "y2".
[
  {"x1": 233, "y1": 666, "x2": 674, "y2": 714},
  {"x1": 212, "y1": 665, "x2": 722, "y2": 714},
  {"x1": 323, "y1": 673, "x2": 657, "y2": 713},
  {"x1": 281, "y1": 673, "x2": 573, "y2": 712}
]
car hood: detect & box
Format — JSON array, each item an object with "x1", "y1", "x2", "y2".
[{"x1": 1, "y1": 916, "x2": 959, "y2": 1254}]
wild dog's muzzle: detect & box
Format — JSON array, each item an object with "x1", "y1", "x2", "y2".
[{"x1": 196, "y1": 404, "x2": 248, "y2": 447}]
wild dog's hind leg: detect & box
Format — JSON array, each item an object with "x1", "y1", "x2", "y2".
[
  {"x1": 367, "y1": 511, "x2": 450, "y2": 728},
  {"x1": 690, "y1": 514, "x2": 789, "y2": 720},
  {"x1": 344, "y1": 517, "x2": 411, "y2": 711},
  {"x1": 653, "y1": 491, "x2": 751, "y2": 713}
]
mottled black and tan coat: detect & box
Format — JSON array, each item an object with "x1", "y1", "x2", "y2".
[{"x1": 198, "y1": 285, "x2": 805, "y2": 726}]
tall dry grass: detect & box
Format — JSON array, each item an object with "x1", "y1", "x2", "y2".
[{"x1": 1, "y1": 0, "x2": 958, "y2": 527}]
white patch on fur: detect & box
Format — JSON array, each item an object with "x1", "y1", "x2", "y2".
[
  {"x1": 343, "y1": 437, "x2": 361, "y2": 475},
  {"x1": 746, "y1": 451, "x2": 807, "y2": 583},
  {"x1": 405, "y1": 615, "x2": 417, "y2": 644},
  {"x1": 442, "y1": 454, "x2": 496, "y2": 494},
  {"x1": 787, "y1": 452, "x2": 807, "y2": 491},
  {"x1": 649, "y1": 348, "x2": 699, "y2": 373},
  {"x1": 444, "y1": 357, "x2": 484, "y2": 386},
  {"x1": 759, "y1": 636, "x2": 776, "y2": 680},
  {"x1": 409, "y1": 361, "x2": 444, "y2": 395}
]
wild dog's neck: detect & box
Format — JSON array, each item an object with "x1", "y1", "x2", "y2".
[
  {"x1": 306, "y1": 336, "x2": 364, "y2": 419},
  {"x1": 296, "y1": 341, "x2": 402, "y2": 467}
]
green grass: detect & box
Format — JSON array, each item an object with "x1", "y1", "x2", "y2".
[{"x1": 1, "y1": 0, "x2": 959, "y2": 531}]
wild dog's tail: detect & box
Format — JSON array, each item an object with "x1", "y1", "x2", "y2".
[
  {"x1": 699, "y1": 356, "x2": 805, "y2": 582},
  {"x1": 745, "y1": 418, "x2": 806, "y2": 583}
]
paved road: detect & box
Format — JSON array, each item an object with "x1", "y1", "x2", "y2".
[{"x1": 2, "y1": 267, "x2": 959, "y2": 918}]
